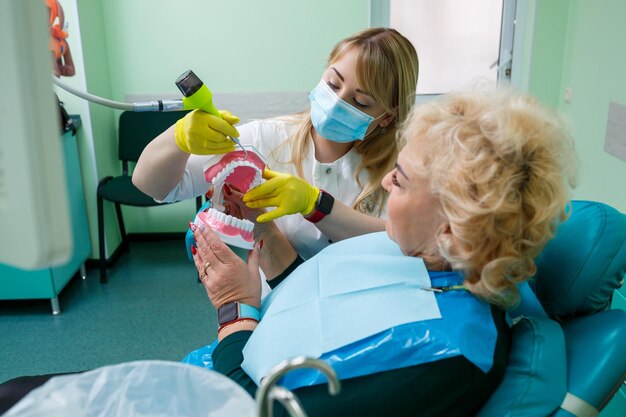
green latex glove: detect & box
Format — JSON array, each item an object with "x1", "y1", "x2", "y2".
[
  {"x1": 243, "y1": 168, "x2": 320, "y2": 223},
  {"x1": 174, "y1": 109, "x2": 240, "y2": 155}
]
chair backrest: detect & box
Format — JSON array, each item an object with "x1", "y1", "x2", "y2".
[
  {"x1": 118, "y1": 110, "x2": 190, "y2": 163},
  {"x1": 534, "y1": 200, "x2": 626, "y2": 318},
  {"x1": 477, "y1": 200, "x2": 626, "y2": 417}
]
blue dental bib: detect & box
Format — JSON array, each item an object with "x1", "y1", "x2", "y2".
[
  {"x1": 183, "y1": 232, "x2": 497, "y2": 390},
  {"x1": 278, "y1": 270, "x2": 497, "y2": 389}
]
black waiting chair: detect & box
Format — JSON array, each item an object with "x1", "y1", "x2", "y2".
[{"x1": 97, "y1": 111, "x2": 201, "y2": 283}]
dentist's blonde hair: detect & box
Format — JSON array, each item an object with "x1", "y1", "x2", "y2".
[
  {"x1": 400, "y1": 89, "x2": 577, "y2": 307},
  {"x1": 286, "y1": 28, "x2": 419, "y2": 215}
]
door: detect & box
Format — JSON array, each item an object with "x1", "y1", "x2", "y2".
[{"x1": 370, "y1": 0, "x2": 529, "y2": 102}]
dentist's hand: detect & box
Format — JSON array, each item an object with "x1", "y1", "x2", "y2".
[
  {"x1": 243, "y1": 168, "x2": 320, "y2": 223},
  {"x1": 174, "y1": 109, "x2": 240, "y2": 155}
]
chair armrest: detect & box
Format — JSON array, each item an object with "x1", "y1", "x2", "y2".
[
  {"x1": 476, "y1": 317, "x2": 567, "y2": 417},
  {"x1": 559, "y1": 309, "x2": 626, "y2": 411}
]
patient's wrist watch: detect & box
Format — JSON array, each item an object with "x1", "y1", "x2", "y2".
[
  {"x1": 217, "y1": 302, "x2": 260, "y2": 331},
  {"x1": 305, "y1": 190, "x2": 335, "y2": 223}
]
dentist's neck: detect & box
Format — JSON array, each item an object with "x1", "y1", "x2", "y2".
[{"x1": 312, "y1": 130, "x2": 354, "y2": 163}]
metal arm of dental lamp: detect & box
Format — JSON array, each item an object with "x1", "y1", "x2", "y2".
[{"x1": 256, "y1": 356, "x2": 341, "y2": 417}]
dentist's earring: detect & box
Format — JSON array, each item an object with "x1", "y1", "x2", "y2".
[
  {"x1": 380, "y1": 111, "x2": 396, "y2": 135},
  {"x1": 379, "y1": 117, "x2": 394, "y2": 135}
]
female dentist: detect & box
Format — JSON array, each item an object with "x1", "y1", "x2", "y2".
[{"x1": 133, "y1": 27, "x2": 419, "y2": 280}]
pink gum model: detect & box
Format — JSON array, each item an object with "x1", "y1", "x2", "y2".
[
  {"x1": 195, "y1": 209, "x2": 255, "y2": 249},
  {"x1": 196, "y1": 148, "x2": 265, "y2": 250},
  {"x1": 204, "y1": 150, "x2": 265, "y2": 191}
]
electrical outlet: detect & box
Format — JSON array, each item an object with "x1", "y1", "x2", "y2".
[{"x1": 564, "y1": 87, "x2": 573, "y2": 103}]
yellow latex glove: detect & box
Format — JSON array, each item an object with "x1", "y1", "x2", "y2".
[
  {"x1": 174, "y1": 109, "x2": 240, "y2": 155},
  {"x1": 243, "y1": 168, "x2": 320, "y2": 223}
]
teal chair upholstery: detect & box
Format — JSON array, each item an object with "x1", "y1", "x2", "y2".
[
  {"x1": 477, "y1": 201, "x2": 626, "y2": 417},
  {"x1": 97, "y1": 111, "x2": 201, "y2": 283}
]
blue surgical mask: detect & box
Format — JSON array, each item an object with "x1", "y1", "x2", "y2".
[{"x1": 309, "y1": 80, "x2": 382, "y2": 143}]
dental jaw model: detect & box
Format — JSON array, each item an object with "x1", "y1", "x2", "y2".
[{"x1": 194, "y1": 146, "x2": 265, "y2": 250}]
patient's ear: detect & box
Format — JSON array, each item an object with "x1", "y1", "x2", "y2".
[{"x1": 438, "y1": 222, "x2": 455, "y2": 252}]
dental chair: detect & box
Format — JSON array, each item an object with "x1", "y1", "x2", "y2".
[{"x1": 477, "y1": 200, "x2": 626, "y2": 417}]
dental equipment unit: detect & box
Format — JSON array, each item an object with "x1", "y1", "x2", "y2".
[
  {"x1": 52, "y1": 70, "x2": 246, "y2": 154},
  {"x1": 174, "y1": 70, "x2": 248, "y2": 157}
]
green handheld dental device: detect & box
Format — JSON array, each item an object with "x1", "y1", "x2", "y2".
[
  {"x1": 52, "y1": 69, "x2": 246, "y2": 155},
  {"x1": 175, "y1": 70, "x2": 247, "y2": 156}
]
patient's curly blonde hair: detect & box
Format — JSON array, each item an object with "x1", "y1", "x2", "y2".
[{"x1": 400, "y1": 89, "x2": 577, "y2": 307}]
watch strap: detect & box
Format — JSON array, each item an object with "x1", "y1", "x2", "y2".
[
  {"x1": 306, "y1": 190, "x2": 334, "y2": 223},
  {"x1": 238, "y1": 303, "x2": 260, "y2": 321}
]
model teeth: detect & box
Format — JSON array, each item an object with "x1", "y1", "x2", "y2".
[
  {"x1": 210, "y1": 160, "x2": 262, "y2": 186},
  {"x1": 251, "y1": 171, "x2": 262, "y2": 189},
  {"x1": 207, "y1": 208, "x2": 254, "y2": 233}
]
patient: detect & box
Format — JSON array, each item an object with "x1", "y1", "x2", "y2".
[{"x1": 191, "y1": 88, "x2": 576, "y2": 416}]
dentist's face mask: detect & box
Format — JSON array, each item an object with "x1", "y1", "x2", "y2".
[{"x1": 309, "y1": 80, "x2": 384, "y2": 143}]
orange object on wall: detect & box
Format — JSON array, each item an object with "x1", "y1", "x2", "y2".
[{"x1": 45, "y1": 0, "x2": 75, "y2": 76}]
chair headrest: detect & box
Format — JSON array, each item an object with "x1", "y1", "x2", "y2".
[{"x1": 533, "y1": 200, "x2": 626, "y2": 319}]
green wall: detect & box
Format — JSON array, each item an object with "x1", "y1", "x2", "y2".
[
  {"x1": 529, "y1": 0, "x2": 626, "y2": 212},
  {"x1": 528, "y1": 0, "x2": 570, "y2": 107},
  {"x1": 75, "y1": 0, "x2": 119, "y2": 260},
  {"x1": 76, "y1": 0, "x2": 369, "y2": 257},
  {"x1": 101, "y1": 0, "x2": 369, "y2": 94}
]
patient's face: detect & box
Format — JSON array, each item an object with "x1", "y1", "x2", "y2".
[{"x1": 382, "y1": 140, "x2": 446, "y2": 260}]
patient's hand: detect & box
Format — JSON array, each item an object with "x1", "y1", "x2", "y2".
[
  {"x1": 192, "y1": 223, "x2": 262, "y2": 309},
  {"x1": 221, "y1": 183, "x2": 299, "y2": 280}
]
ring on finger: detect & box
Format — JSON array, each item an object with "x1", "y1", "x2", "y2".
[{"x1": 203, "y1": 262, "x2": 211, "y2": 275}]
